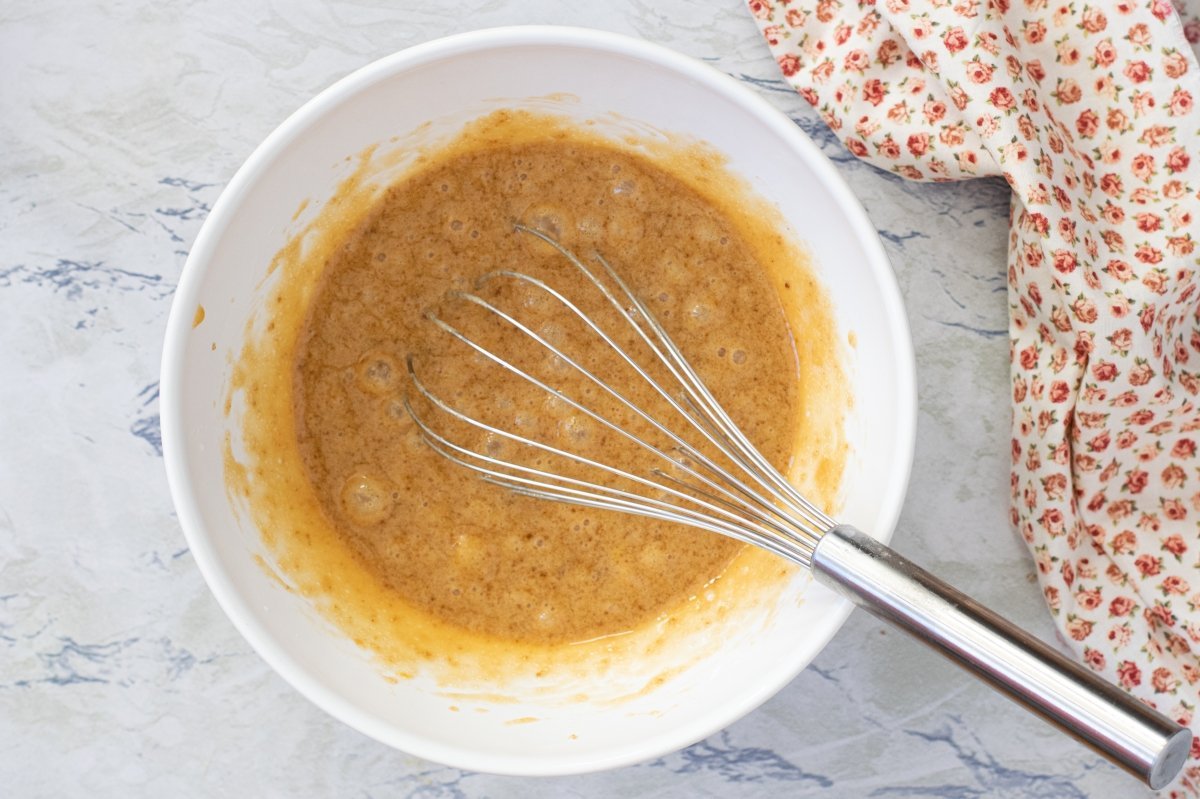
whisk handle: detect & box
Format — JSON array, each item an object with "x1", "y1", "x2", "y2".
[{"x1": 810, "y1": 524, "x2": 1191, "y2": 790}]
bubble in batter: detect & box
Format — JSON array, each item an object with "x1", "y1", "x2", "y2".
[
  {"x1": 340, "y1": 471, "x2": 395, "y2": 526},
  {"x1": 385, "y1": 398, "x2": 406, "y2": 422},
  {"x1": 612, "y1": 179, "x2": 637, "y2": 196},
  {"x1": 639, "y1": 542, "x2": 668, "y2": 569},
  {"x1": 576, "y1": 214, "x2": 603, "y2": 238},
  {"x1": 519, "y1": 203, "x2": 570, "y2": 255},
  {"x1": 536, "y1": 321, "x2": 565, "y2": 347},
  {"x1": 452, "y1": 532, "x2": 486, "y2": 571},
  {"x1": 479, "y1": 432, "x2": 514, "y2": 463},
  {"x1": 533, "y1": 604, "x2": 556, "y2": 629},
  {"x1": 355, "y1": 352, "x2": 398, "y2": 396},
  {"x1": 690, "y1": 218, "x2": 720, "y2": 245},
  {"x1": 515, "y1": 283, "x2": 546, "y2": 311},
  {"x1": 557, "y1": 414, "x2": 592, "y2": 444},
  {"x1": 385, "y1": 402, "x2": 422, "y2": 453}
]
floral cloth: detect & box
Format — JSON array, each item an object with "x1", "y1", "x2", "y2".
[{"x1": 748, "y1": 0, "x2": 1200, "y2": 791}]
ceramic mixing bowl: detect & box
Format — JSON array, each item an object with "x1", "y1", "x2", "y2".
[{"x1": 161, "y1": 26, "x2": 915, "y2": 775}]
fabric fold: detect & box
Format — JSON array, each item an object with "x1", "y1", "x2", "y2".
[{"x1": 750, "y1": 0, "x2": 1200, "y2": 792}]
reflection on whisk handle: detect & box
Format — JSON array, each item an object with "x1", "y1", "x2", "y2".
[{"x1": 812, "y1": 524, "x2": 1192, "y2": 791}]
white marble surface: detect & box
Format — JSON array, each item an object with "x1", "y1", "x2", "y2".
[{"x1": 0, "y1": 1, "x2": 1151, "y2": 796}]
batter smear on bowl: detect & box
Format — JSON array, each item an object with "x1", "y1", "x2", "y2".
[
  {"x1": 230, "y1": 110, "x2": 848, "y2": 672},
  {"x1": 298, "y1": 138, "x2": 801, "y2": 644}
]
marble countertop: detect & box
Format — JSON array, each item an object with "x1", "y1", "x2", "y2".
[{"x1": 0, "y1": 1, "x2": 1150, "y2": 796}]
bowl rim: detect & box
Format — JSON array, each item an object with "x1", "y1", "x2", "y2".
[{"x1": 161, "y1": 24, "x2": 917, "y2": 776}]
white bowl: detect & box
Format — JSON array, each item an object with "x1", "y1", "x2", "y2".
[{"x1": 161, "y1": 26, "x2": 915, "y2": 776}]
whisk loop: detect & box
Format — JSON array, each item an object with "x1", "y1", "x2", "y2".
[
  {"x1": 407, "y1": 223, "x2": 832, "y2": 565},
  {"x1": 404, "y1": 224, "x2": 1190, "y2": 790}
]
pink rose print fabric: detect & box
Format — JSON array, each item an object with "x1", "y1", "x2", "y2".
[{"x1": 748, "y1": 0, "x2": 1200, "y2": 791}]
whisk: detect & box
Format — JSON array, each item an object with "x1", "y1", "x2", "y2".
[{"x1": 405, "y1": 225, "x2": 1191, "y2": 789}]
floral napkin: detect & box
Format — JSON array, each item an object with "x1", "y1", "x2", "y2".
[{"x1": 748, "y1": 0, "x2": 1200, "y2": 791}]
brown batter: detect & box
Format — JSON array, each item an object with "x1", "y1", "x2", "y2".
[
  {"x1": 293, "y1": 135, "x2": 803, "y2": 645},
  {"x1": 227, "y1": 110, "x2": 848, "y2": 680}
]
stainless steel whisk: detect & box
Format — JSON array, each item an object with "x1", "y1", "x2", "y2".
[{"x1": 405, "y1": 225, "x2": 1191, "y2": 789}]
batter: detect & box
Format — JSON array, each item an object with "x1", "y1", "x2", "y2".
[{"x1": 293, "y1": 132, "x2": 804, "y2": 644}]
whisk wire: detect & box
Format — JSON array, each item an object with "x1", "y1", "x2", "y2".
[
  {"x1": 516, "y1": 223, "x2": 832, "y2": 532},
  {"x1": 406, "y1": 355, "x2": 809, "y2": 559},
  {"x1": 420, "y1": 312, "x2": 768, "y2": 525},
  {"x1": 507, "y1": 226, "x2": 833, "y2": 537},
  {"x1": 449, "y1": 282, "x2": 713, "y2": 469},
  {"x1": 407, "y1": 226, "x2": 838, "y2": 559},
  {"x1": 589, "y1": 248, "x2": 835, "y2": 531},
  {"x1": 433, "y1": 274, "x2": 829, "y2": 544},
  {"x1": 403, "y1": 392, "x2": 743, "y2": 539},
  {"x1": 473, "y1": 268, "x2": 751, "y2": 483}
]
